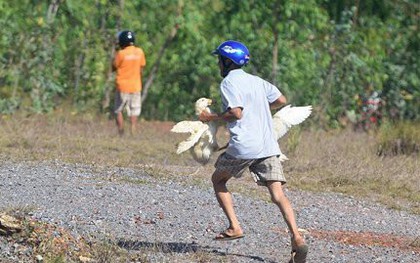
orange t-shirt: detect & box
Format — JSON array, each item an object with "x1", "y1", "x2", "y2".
[{"x1": 114, "y1": 45, "x2": 146, "y2": 93}]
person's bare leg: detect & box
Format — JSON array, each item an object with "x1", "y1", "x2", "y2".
[
  {"x1": 130, "y1": 115, "x2": 137, "y2": 135},
  {"x1": 212, "y1": 171, "x2": 243, "y2": 237},
  {"x1": 267, "y1": 181, "x2": 306, "y2": 248},
  {"x1": 116, "y1": 112, "x2": 124, "y2": 136}
]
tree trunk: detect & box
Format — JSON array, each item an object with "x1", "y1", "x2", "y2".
[
  {"x1": 73, "y1": 38, "x2": 87, "y2": 102},
  {"x1": 271, "y1": 32, "x2": 279, "y2": 85},
  {"x1": 101, "y1": 0, "x2": 124, "y2": 112},
  {"x1": 47, "y1": 0, "x2": 61, "y2": 23},
  {"x1": 141, "y1": 0, "x2": 184, "y2": 104},
  {"x1": 352, "y1": 0, "x2": 360, "y2": 26},
  {"x1": 270, "y1": 0, "x2": 281, "y2": 86},
  {"x1": 141, "y1": 23, "x2": 179, "y2": 103}
]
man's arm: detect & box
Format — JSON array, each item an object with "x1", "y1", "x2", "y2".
[
  {"x1": 112, "y1": 54, "x2": 118, "y2": 72},
  {"x1": 270, "y1": 95, "x2": 287, "y2": 110},
  {"x1": 113, "y1": 50, "x2": 122, "y2": 72},
  {"x1": 199, "y1": 107, "x2": 242, "y2": 123}
]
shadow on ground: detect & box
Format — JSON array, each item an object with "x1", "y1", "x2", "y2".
[{"x1": 117, "y1": 239, "x2": 277, "y2": 262}]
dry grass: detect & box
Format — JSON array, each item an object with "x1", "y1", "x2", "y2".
[
  {"x1": 2, "y1": 208, "x2": 136, "y2": 263},
  {"x1": 377, "y1": 121, "x2": 420, "y2": 156},
  {"x1": 284, "y1": 128, "x2": 419, "y2": 214},
  {"x1": 0, "y1": 112, "x2": 418, "y2": 214},
  {"x1": 0, "y1": 112, "x2": 190, "y2": 167}
]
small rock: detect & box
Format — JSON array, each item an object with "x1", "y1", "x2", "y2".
[
  {"x1": 0, "y1": 214, "x2": 22, "y2": 236},
  {"x1": 79, "y1": 256, "x2": 93, "y2": 262}
]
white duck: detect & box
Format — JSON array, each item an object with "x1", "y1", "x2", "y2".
[
  {"x1": 171, "y1": 98, "x2": 218, "y2": 164},
  {"x1": 171, "y1": 98, "x2": 312, "y2": 164}
]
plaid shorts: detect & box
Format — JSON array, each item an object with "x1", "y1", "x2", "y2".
[
  {"x1": 114, "y1": 91, "x2": 142, "y2": 116},
  {"x1": 214, "y1": 153, "x2": 286, "y2": 186}
]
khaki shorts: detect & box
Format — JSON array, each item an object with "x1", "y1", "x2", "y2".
[
  {"x1": 114, "y1": 92, "x2": 142, "y2": 117},
  {"x1": 214, "y1": 153, "x2": 286, "y2": 186}
]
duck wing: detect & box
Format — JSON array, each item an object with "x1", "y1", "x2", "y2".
[
  {"x1": 171, "y1": 121, "x2": 210, "y2": 154},
  {"x1": 273, "y1": 105, "x2": 312, "y2": 140}
]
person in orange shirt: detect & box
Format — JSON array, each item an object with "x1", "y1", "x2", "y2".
[{"x1": 113, "y1": 30, "x2": 146, "y2": 136}]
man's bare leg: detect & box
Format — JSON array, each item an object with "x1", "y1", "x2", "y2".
[
  {"x1": 212, "y1": 171, "x2": 243, "y2": 237},
  {"x1": 267, "y1": 181, "x2": 306, "y2": 248},
  {"x1": 116, "y1": 112, "x2": 124, "y2": 136},
  {"x1": 130, "y1": 115, "x2": 137, "y2": 135}
]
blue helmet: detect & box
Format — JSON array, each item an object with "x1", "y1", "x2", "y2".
[{"x1": 212, "y1": 40, "x2": 250, "y2": 66}]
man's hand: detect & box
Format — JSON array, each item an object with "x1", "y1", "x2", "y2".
[
  {"x1": 199, "y1": 110, "x2": 214, "y2": 122},
  {"x1": 199, "y1": 107, "x2": 242, "y2": 123}
]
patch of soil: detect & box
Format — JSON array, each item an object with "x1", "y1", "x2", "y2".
[{"x1": 309, "y1": 229, "x2": 420, "y2": 252}]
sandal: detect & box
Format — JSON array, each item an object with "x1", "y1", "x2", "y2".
[{"x1": 214, "y1": 232, "x2": 244, "y2": 241}]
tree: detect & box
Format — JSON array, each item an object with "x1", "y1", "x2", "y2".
[{"x1": 0, "y1": 0, "x2": 418, "y2": 125}]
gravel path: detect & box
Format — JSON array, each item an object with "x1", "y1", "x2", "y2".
[{"x1": 0, "y1": 161, "x2": 419, "y2": 262}]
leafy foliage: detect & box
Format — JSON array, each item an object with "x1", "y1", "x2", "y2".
[{"x1": 0, "y1": 0, "x2": 418, "y2": 125}]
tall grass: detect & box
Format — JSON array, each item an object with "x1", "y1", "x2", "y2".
[
  {"x1": 0, "y1": 112, "x2": 192, "y2": 167},
  {"x1": 376, "y1": 121, "x2": 420, "y2": 156},
  {"x1": 0, "y1": 112, "x2": 418, "y2": 215},
  {"x1": 284, "y1": 128, "x2": 419, "y2": 214}
]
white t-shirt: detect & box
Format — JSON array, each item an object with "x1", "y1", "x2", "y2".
[{"x1": 220, "y1": 69, "x2": 282, "y2": 159}]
